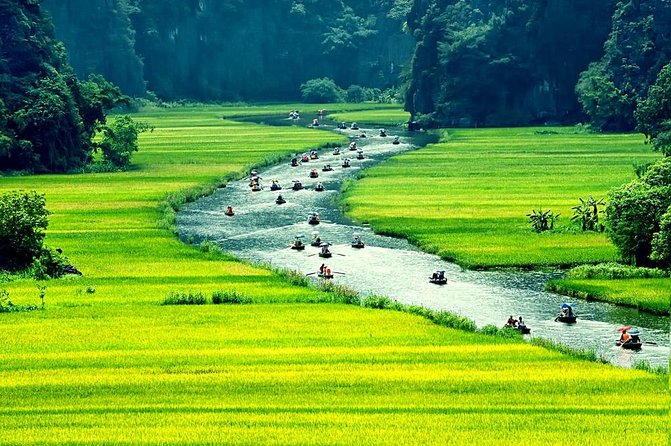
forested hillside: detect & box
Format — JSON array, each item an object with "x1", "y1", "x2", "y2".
[
  {"x1": 404, "y1": 0, "x2": 617, "y2": 127},
  {"x1": 44, "y1": 0, "x2": 414, "y2": 101}
]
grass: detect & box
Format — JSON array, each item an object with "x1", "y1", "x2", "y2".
[
  {"x1": 341, "y1": 127, "x2": 661, "y2": 269},
  {"x1": 546, "y1": 278, "x2": 671, "y2": 315},
  {"x1": 328, "y1": 106, "x2": 410, "y2": 126},
  {"x1": 0, "y1": 108, "x2": 667, "y2": 444},
  {"x1": 0, "y1": 304, "x2": 666, "y2": 445}
]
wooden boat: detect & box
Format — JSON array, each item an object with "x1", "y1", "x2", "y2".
[
  {"x1": 224, "y1": 207, "x2": 235, "y2": 217},
  {"x1": 308, "y1": 217, "x2": 320, "y2": 225},
  {"x1": 270, "y1": 182, "x2": 282, "y2": 191},
  {"x1": 309, "y1": 170, "x2": 319, "y2": 178},
  {"x1": 251, "y1": 185, "x2": 262, "y2": 192},
  {"x1": 349, "y1": 143, "x2": 357, "y2": 151},
  {"x1": 275, "y1": 197, "x2": 286, "y2": 205},
  {"x1": 392, "y1": 137, "x2": 400, "y2": 145},
  {"x1": 379, "y1": 129, "x2": 387, "y2": 137},
  {"x1": 319, "y1": 251, "x2": 332, "y2": 258},
  {"x1": 356, "y1": 152, "x2": 365, "y2": 160},
  {"x1": 616, "y1": 340, "x2": 643, "y2": 350},
  {"x1": 290, "y1": 159, "x2": 299, "y2": 167},
  {"x1": 555, "y1": 315, "x2": 577, "y2": 324},
  {"x1": 318, "y1": 272, "x2": 334, "y2": 279},
  {"x1": 301, "y1": 155, "x2": 309, "y2": 163},
  {"x1": 332, "y1": 148, "x2": 341, "y2": 155},
  {"x1": 351, "y1": 241, "x2": 365, "y2": 249},
  {"x1": 310, "y1": 152, "x2": 319, "y2": 160},
  {"x1": 504, "y1": 324, "x2": 531, "y2": 334},
  {"x1": 429, "y1": 277, "x2": 448, "y2": 285},
  {"x1": 311, "y1": 240, "x2": 322, "y2": 247},
  {"x1": 322, "y1": 165, "x2": 333, "y2": 172},
  {"x1": 350, "y1": 123, "x2": 359, "y2": 130},
  {"x1": 342, "y1": 159, "x2": 351, "y2": 168},
  {"x1": 292, "y1": 181, "x2": 304, "y2": 191},
  {"x1": 290, "y1": 242, "x2": 305, "y2": 251},
  {"x1": 314, "y1": 184, "x2": 325, "y2": 192}
]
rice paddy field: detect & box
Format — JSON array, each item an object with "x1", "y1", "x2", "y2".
[
  {"x1": 0, "y1": 107, "x2": 668, "y2": 444},
  {"x1": 341, "y1": 127, "x2": 670, "y2": 312},
  {"x1": 328, "y1": 108, "x2": 410, "y2": 126}
]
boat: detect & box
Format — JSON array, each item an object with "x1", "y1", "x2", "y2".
[
  {"x1": 356, "y1": 150, "x2": 365, "y2": 160},
  {"x1": 429, "y1": 270, "x2": 447, "y2": 285},
  {"x1": 379, "y1": 129, "x2": 387, "y2": 137},
  {"x1": 275, "y1": 195, "x2": 286, "y2": 205},
  {"x1": 310, "y1": 151, "x2": 319, "y2": 160},
  {"x1": 351, "y1": 234, "x2": 365, "y2": 248},
  {"x1": 616, "y1": 328, "x2": 643, "y2": 350},
  {"x1": 350, "y1": 122, "x2": 359, "y2": 130},
  {"x1": 292, "y1": 180, "x2": 304, "y2": 191},
  {"x1": 312, "y1": 119, "x2": 320, "y2": 127},
  {"x1": 337, "y1": 122, "x2": 347, "y2": 130},
  {"x1": 322, "y1": 164, "x2": 333, "y2": 172},
  {"x1": 314, "y1": 182, "x2": 325, "y2": 192},
  {"x1": 349, "y1": 142, "x2": 357, "y2": 151},
  {"x1": 251, "y1": 184, "x2": 262, "y2": 192},
  {"x1": 555, "y1": 303, "x2": 577, "y2": 324},
  {"x1": 504, "y1": 323, "x2": 531, "y2": 334},
  {"x1": 310, "y1": 232, "x2": 322, "y2": 247},
  {"x1": 224, "y1": 206, "x2": 235, "y2": 217},
  {"x1": 290, "y1": 236, "x2": 306, "y2": 250},
  {"x1": 270, "y1": 181, "x2": 282, "y2": 191},
  {"x1": 319, "y1": 243, "x2": 332, "y2": 258},
  {"x1": 309, "y1": 169, "x2": 319, "y2": 178},
  {"x1": 359, "y1": 132, "x2": 367, "y2": 138},
  {"x1": 332, "y1": 148, "x2": 341, "y2": 155},
  {"x1": 342, "y1": 159, "x2": 351, "y2": 168},
  {"x1": 392, "y1": 136, "x2": 400, "y2": 145},
  {"x1": 318, "y1": 272, "x2": 334, "y2": 279},
  {"x1": 290, "y1": 158, "x2": 299, "y2": 167},
  {"x1": 301, "y1": 154, "x2": 309, "y2": 163},
  {"x1": 308, "y1": 212, "x2": 320, "y2": 225}
]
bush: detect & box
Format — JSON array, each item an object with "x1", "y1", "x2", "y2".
[
  {"x1": 211, "y1": 290, "x2": 252, "y2": 304},
  {"x1": 567, "y1": 263, "x2": 669, "y2": 280},
  {"x1": 97, "y1": 115, "x2": 151, "y2": 169},
  {"x1": 162, "y1": 291, "x2": 207, "y2": 306},
  {"x1": 346, "y1": 85, "x2": 365, "y2": 103},
  {"x1": 0, "y1": 191, "x2": 49, "y2": 271},
  {"x1": 300, "y1": 78, "x2": 344, "y2": 103},
  {"x1": 0, "y1": 289, "x2": 38, "y2": 313}
]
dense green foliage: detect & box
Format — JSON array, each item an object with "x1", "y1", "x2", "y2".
[
  {"x1": 606, "y1": 157, "x2": 671, "y2": 266},
  {"x1": 300, "y1": 78, "x2": 345, "y2": 103},
  {"x1": 0, "y1": 1, "x2": 129, "y2": 173},
  {"x1": 43, "y1": 0, "x2": 413, "y2": 101},
  {"x1": 404, "y1": 0, "x2": 615, "y2": 127},
  {"x1": 0, "y1": 191, "x2": 48, "y2": 271},
  {"x1": 636, "y1": 63, "x2": 671, "y2": 155},
  {"x1": 577, "y1": 0, "x2": 671, "y2": 131}
]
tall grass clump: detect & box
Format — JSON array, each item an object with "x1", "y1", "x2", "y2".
[
  {"x1": 362, "y1": 296, "x2": 477, "y2": 332},
  {"x1": 567, "y1": 263, "x2": 669, "y2": 280},
  {"x1": 162, "y1": 291, "x2": 207, "y2": 306},
  {"x1": 211, "y1": 290, "x2": 252, "y2": 304},
  {"x1": 531, "y1": 337, "x2": 605, "y2": 363}
]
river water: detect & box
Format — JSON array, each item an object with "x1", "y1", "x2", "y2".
[{"x1": 177, "y1": 115, "x2": 669, "y2": 369}]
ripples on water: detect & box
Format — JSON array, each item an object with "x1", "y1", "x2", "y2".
[{"x1": 178, "y1": 116, "x2": 669, "y2": 369}]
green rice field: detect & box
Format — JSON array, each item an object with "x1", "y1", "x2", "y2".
[
  {"x1": 0, "y1": 107, "x2": 667, "y2": 444},
  {"x1": 341, "y1": 126, "x2": 670, "y2": 312},
  {"x1": 328, "y1": 107, "x2": 410, "y2": 126}
]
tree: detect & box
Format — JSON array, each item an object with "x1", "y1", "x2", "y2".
[
  {"x1": 0, "y1": 191, "x2": 49, "y2": 271},
  {"x1": 97, "y1": 116, "x2": 150, "y2": 169},
  {"x1": 636, "y1": 63, "x2": 671, "y2": 156},
  {"x1": 346, "y1": 85, "x2": 365, "y2": 103},
  {"x1": 651, "y1": 205, "x2": 671, "y2": 266},
  {"x1": 606, "y1": 157, "x2": 671, "y2": 265},
  {"x1": 300, "y1": 78, "x2": 345, "y2": 103}
]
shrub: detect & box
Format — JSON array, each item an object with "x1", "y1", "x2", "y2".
[
  {"x1": 162, "y1": 291, "x2": 207, "y2": 306},
  {"x1": 527, "y1": 209, "x2": 560, "y2": 232},
  {"x1": 567, "y1": 263, "x2": 669, "y2": 280},
  {"x1": 0, "y1": 190, "x2": 49, "y2": 271},
  {"x1": 300, "y1": 78, "x2": 344, "y2": 103},
  {"x1": 0, "y1": 289, "x2": 38, "y2": 314},
  {"x1": 211, "y1": 290, "x2": 252, "y2": 305}
]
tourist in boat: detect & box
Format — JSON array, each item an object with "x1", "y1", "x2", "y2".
[
  {"x1": 319, "y1": 263, "x2": 325, "y2": 274},
  {"x1": 301, "y1": 154, "x2": 310, "y2": 162},
  {"x1": 619, "y1": 328, "x2": 631, "y2": 344},
  {"x1": 506, "y1": 315, "x2": 518, "y2": 327},
  {"x1": 350, "y1": 122, "x2": 359, "y2": 130},
  {"x1": 349, "y1": 141, "x2": 357, "y2": 151},
  {"x1": 225, "y1": 206, "x2": 234, "y2": 216},
  {"x1": 312, "y1": 118, "x2": 320, "y2": 127},
  {"x1": 315, "y1": 182, "x2": 325, "y2": 191},
  {"x1": 392, "y1": 136, "x2": 400, "y2": 145},
  {"x1": 291, "y1": 157, "x2": 299, "y2": 167},
  {"x1": 276, "y1": 194, "x2": 286, "y2": 205},
  {"x1": 312, "y1": 233, "x2": 322, "y2": 246},
  {"x1": 379, "y1": 128, "x2": 387, "y2": 137}
]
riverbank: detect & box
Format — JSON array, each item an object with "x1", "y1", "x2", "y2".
[
  {"x1": 340, "y1": 126, "x2": 670, "y2": 313},
  {"x1": 0, "y1": 106, "x2": 667, "y2": 444}
]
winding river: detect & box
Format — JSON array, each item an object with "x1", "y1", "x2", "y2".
[{"x1": 177, "y1": 115, "x2": 669, "y2": 369}]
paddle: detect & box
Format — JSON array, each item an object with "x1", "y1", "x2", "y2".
[{"x1": 644, "y1": 341, "x2": 658, "y2": 345}]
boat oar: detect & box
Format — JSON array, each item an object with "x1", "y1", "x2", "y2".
[
  {"x1": 333, "y1": 271, "x2": 346, "y2": 275},
  {"x1": 305, "y1": 272, "x2": 317, "y2": 276},
  {"x1": 336, "y1": 253, "x2": 347, "y2": 257},
  {"x1": 644, "y1": 341, "x2": 658, "y2": 345}
]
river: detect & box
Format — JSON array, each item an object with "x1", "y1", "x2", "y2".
[{"x1": 177, "y1": 114, "x2": 669, "y2": 370}]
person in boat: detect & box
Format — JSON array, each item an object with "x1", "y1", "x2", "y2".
[
  {"x1": 323, "y1": 164, "x2": 332, "y2": 171},
  {"x1": 619, "y1": 329, "x2": 631, "y2": 344},
  {"x1": 353, "y1": 234, "x2": 362, "y2": 245},
  {"x1": 350, "y1": 122, "x2": 359, "y2": 130},
  {"x1": 379, "y1": 129, "x2": 387, "y2": 137},
  {"x1": 301, "y1": 154, "x2": 310, "y2": 162},
  {"x1": 518, "y1": 316, "x2": 526, "y2": 328},
  {"x1": 312, "y1": 233, "x2": 322, "y2": 246},
  {"x1": 271, "y1": 180, "x2": 281, "y2": 190},
  {"x1": 310, "y1": 150, "x2": 319, "y2": 159},
  {"x1": 393, "y1": 136, "x2": 400, "y2": 145},
  {"x1": 349, "y1": 141, "x2": 357, "y2": 151},
  {"x1": 315, "y1": 182, "x2": 325, "y2": 191},
  {"x1": 506, "y1": 315, "x2": 518, "y2": 327},
  {"x1": 321, "y1": 244, "x2": 331, "y2": 256},
  {"x1": 333, "y1": 148, "x2": 341, "y2": 155},
  {"x1": 276, "y1": 194, "x2": 286, "y2": 204},
  {"x1": 310, "y1": 169, "x2": 319, "y2": 178},
  {"x1": 342, "y1": 158, "x2": 351, "y2": 167},
  {"x1": 225, "y1": 206, "x2": 234, "y2": 216},
  {"x1": 291, "y1": 157, "x2": 299, "y2": 167},
  {"x1": 312, "y1": 118, "x2": 320, "y2": 127},
  {"x1": 308, "y1": 212, "x2": 320, "y2": 224},
  {"x1": 319, "y1": 263, "x2": 325, "y2": 274},
  {"x1": 360, "y1": 132, "x2": 367, "y2": 138}
]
